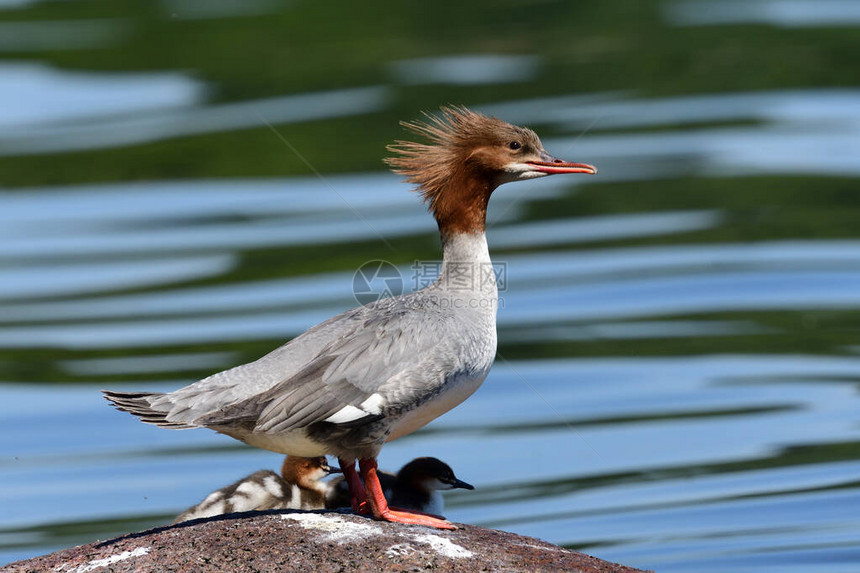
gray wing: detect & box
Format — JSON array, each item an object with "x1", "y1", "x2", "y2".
[
  {"x1": 197, "y1": 298, "x2": 462, "y2": 433},
  {"x1": 145, "y1": 303, "x2": 391, "y2": 425}
]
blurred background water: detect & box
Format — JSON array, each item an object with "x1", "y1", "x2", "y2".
[{"x1": 2, "y1": 1, "x2": 860, "y2": 571}]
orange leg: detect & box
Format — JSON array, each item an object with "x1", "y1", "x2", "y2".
[
  {"x1": 338, "y1": 457, "x2": 368, "y2": 514},
  {"x1": 359, "y1": 458, "x2": 456, "y2": 530}
]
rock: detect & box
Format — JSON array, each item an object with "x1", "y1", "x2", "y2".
[{"x1": 3, "y1": 510, "x2": 648, "y2": 573}]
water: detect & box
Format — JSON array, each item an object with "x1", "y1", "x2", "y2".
[
  {"x1": 2, "y1": 3, "x2": 860, "y2": 571},
  {"x1": 666, "y1": 0, "x2": 860, "y2": 28}
]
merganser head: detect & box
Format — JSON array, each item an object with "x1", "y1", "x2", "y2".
[
  {"x1": 397, "y1": 457, "x2": 474, "y2": 492},
  {"x1": 281, "y1": 455, "x2": 341, "y2": 487},
  {"x1": 386, "y1": 106, "x2": 596, "y2": 234}
]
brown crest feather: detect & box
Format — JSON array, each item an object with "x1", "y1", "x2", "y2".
[
  {"x1": 387, "y1": 108, "x2": 515, "y2": 204},
  {"x1": 385, "y1": 106, "x2": 539, "y2": 233}
]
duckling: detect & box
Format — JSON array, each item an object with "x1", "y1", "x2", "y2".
[
  {"x1": 390, "y1": 457, "x2": 474, "y2": 516},
  {"x1": 327, "y1": 457, "x2": 473, "y2": 515},
  {"x1": 173, "y1": 456, "x2": 339, "y2": 523}
]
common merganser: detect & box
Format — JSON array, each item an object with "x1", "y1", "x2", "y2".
[
  {"x1": 173, "y1": 456, "x2": 339, "y2": 523},
  {"x1": 327, "y1": 457, "x2": 473, "y2": 516},
  {"x1": 104, "y1": 106, "x2": 596, "y2": 529}
]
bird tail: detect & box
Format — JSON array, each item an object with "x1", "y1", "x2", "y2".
[{"x1": 102, "y1": 390, "x2": 194, "y2": 429}]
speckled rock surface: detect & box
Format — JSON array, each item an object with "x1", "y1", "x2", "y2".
[{"x1": 3, "y1": 510, "x2": 648, "y2": 573}]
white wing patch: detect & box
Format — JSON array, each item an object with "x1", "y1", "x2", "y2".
[
  {"x1": 359, "y1": 393, "x2": 385, "y2": 414},
  {"x1": 323, "y1": 393, "x2": 386, "y2": 424},
  {"x1": 323, "y1": 404, "x2": 368, "y2": 424}
]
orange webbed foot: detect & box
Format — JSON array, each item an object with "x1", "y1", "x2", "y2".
[
  {"x1": 377, "y1": 507, "x2": 457, "y2": 529},
  {"x1": 389, "y1": 505, "x2": 446, "y2": 520}
]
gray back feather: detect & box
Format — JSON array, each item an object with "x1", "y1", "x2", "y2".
[{"x1": 165, "y1": 292, "x2": 480, "y2": 433}]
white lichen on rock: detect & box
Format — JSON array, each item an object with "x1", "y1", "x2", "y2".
[
  {"x1": 278, "y1": 513, "x2": 472, "y2": 559},
  {"x1": 385, "y1": 543, "x2": 418, "y2": 558},
  {"x1": 410, "y1": 533, "x2": 473, "y2": 559},
  {"x1": 55, "y1": 547, "x2": 150, "y2": 573},
  {"x1": 279, "y1": 513, "x2": 380, "y2": 542}
]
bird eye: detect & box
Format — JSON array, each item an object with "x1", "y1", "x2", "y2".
[{"x1": 509, "y1": 141, "x2": 521, "y2": 150}]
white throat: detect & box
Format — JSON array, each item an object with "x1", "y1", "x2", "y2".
[{"x1": 435, "y1": 232, "x2": 497, "y2": 296}]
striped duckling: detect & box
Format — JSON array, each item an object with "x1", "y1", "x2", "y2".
[{"x1": 173, "y1": 456, "x2": 340, "y2": 523}]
